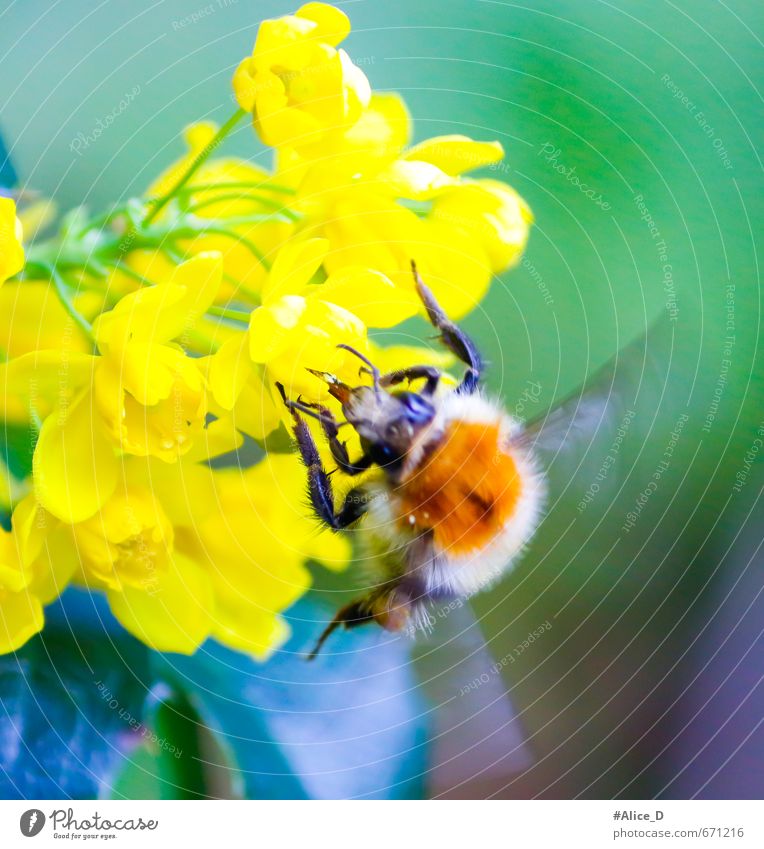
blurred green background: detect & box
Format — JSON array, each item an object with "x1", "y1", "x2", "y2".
[{"x1": 1, "y1": 0, "x2": 762, "y2": 798}]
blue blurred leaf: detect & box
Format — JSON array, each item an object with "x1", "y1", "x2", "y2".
[
  {"x1": 0, "y1": 590, "x2": 429, "y2": 799},
  {"x1": 155, "y1": 597, "x2": 429, "y2": 800},
  {"x1": 0, "y1": 589, "x2": 151, "y2": 799}
]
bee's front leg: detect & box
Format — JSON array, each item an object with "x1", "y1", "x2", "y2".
[
  {"x1": 299, "y1": 399, "x2": 374, "y2": 476},
  {"x1": 380, "y1": 365, "x2": 441, "y2": 396},
  {"x1": 411, "y1": 260, "x2": 482, "y2": 394},
  {"x1": 276, "y1": 383, "x2": 370, "y2": 529}
]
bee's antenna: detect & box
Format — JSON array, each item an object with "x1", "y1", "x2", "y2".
[
  {"x1": 306, "y1": 599, "x2": 374, "y2": 660},
  {"x1": 336, "y1": 344, "x2": 382, "y2": 395}
]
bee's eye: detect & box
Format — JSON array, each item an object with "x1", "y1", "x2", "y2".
[{"x1": 396, "y1": 391, "x2": 435, "y2": 424}]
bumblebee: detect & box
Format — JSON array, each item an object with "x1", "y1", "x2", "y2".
[{"x1": 278, "y1": 262, "x2": 547, "y2": 658}]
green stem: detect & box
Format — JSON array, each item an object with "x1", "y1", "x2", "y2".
[
  {"x1": 186, "y1": 192, "x2": 300, "y2": 220},
  {"x1": 192, "y1": 226, "x2": 272, "y2": 271},
  {"x1": 206, "y1": 304, "x2": 251, "y2": 323},
  {"x1": 173, "y1": 181, "x2": 295, "y2": 195},
  {"x1": 48, "y1": 267, "x2": 95, "y2": 342},
  {"x1": 143, "y1": 108, "x2": 246, "y2": 226}
]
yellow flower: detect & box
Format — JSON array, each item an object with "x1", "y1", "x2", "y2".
[
  {"x1": 32, "y1": 254, "x2": 223, "y2": 524},
  {"x1": 73, "y1": 486, "x2": 173, "y2": 592},
  {"x1": 112, "y1": 446, "x2": 350, "y2": 660},
  {"x1": 0, "y1": 522, "x2": 42, "y2": 654},
  {"x1": 106, "y1": 549, "x2": 215, "y2": 655},
  {"x1": 233, "y1": 2, "x2": 370, "y2": 150},
  {"x1": 430, "y1": 179, "x2": 533, "y2": 272},
  {"x1": 315, "y1": 186, "x2": 493, "y2": 319},
  {"x1": 146, "y1": 123, "x2": 295, "y2": 297},
  {"x1": 92, "y1": 253, "x2": 221, "y2": 461},
  {"x1": 0, "y1": 279, "x2": 92, "y2": 359},
  {"x1": 269, "y1": 46, "x2": 531, "y2": 283},
  {"x1": 283, "y1": 91, "x2": 533, "y2": 317},
  {"x1": 68, "y1": 482, "x2": 214, "y2": 654},
  {"x1": 0, "y1": 495, "x2": 79, "y2": 653},
  {"x1": 0, "y1": 197, "x2": 24, "y2": 286},
  {"x1": 196, "y1": 452, "x2": 351, "y2": 659},
  {"x1": 209, "y1": 237, "x2": 391, "y2": 439},
  {"x1": 0, "y1": 348, "x2": 96, "y2": 424}
]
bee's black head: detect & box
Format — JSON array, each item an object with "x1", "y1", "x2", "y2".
[
  {"x1": 307, "y1": 346, "x2": 438, "y2": 475},
  {"x1": 355, "y1": 388, "x2": 436, "y2": 472}
]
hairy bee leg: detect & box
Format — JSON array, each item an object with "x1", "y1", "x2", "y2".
[
  {"x1": 277, "y1": 383, "x2": 370, "y2": 529},
  {"x1": 410, "y1": 260, "x2": 482, "y2": 394},
  {"x1": 295, "y1": 398, "x2": 374, "y2": 476},
  {"x1": 380, "y1": 365, "x2": 441, "y2": 396}
]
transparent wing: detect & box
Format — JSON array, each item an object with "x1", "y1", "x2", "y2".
[
  {"x1": 412, "y1": 601, "x2": 533, "y2": 796},
  {"x1": 518, "y1": 318, "x2": 673, "y2": 497}
]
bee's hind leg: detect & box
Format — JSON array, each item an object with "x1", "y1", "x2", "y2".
[
  {"x1": 307, "y1": 587, "x2": 414, "y2": 660},
  {"x1": 276, "y1": 383, "x2": 370, "y2": 529},
  {"x1": 307, "y1": 599, "x2": 375, "y2": 660},
  {"x1": 410, "y1": 260, "x2": 482, "y2": 394}
]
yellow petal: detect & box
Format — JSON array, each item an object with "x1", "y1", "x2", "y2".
[
  {"x1": 0, "y1": 197, "x2": 24, "y2": 284},
  {"x1": 369, "y1": 341, "x2": 456, "y2": 375},
  {"x1": 165, "y1": 252, "x2": 224, "y2": 337},
  {"x1": 0, "y1": 350, "x2": 96, "y2": 423},
  {"x1": 33, "y1": 390, "x2": 118, "y2": 523},
  {"x1": 229, "y1": 369, "x2": 283, "y2": 440},
  {"x1": 213, "y1": 598, "x2": 291, "y2": 662},
  {"x1": 431, "y1": 179, "x2": 533, "y2": 271},
  {"x1": 296, "y1": 2, "x2": 351, "y2": 46},
  {"x1": 303, "y1": 527, "x2": 352, "y2": 573},
  {"x1": 262, "y1": 237, "x2": 328, "y2": 302},
  {"x1": 414, "y1": 216, "x2": 493, "y2": 319},
  {"x1": 379, "y1": 159, "x2": 456, "y2": 200},
  {"x1": 337, "y1": 91, "x2": 411, "y2": 163},
  {"x1": 404, "y1": 135, "x2": 504, "y2": 175},
  {"x1": 248, "y1": 295, "x2": 306, "y2": 362},
  {"x1": 0, "y1": 589, "x2": 43, "y2": 654},
  {"x1": 0, "y1": 527, "x2": 28, "y2": 593},
  {"x1": 312, "y1": 267, "x2": 418, "y2": 328},
  {"x1": 29, "y1": 525, "x2": 79, "y2": 604},
  {"x1": 182, "y1": 415, "x2": 245, "y2": 463},
  {"x1": 0, "y1": 280, "x2": 90, "y2": 358},
  {"x1": 94, "y1": 284, "x2": 187, "y2": 349},
  {"x1": 206, "y1": 333, "x2": 250, "y2": 410},
  {"x1": 107, "y1": 553, "x2": 214, "y2": 654},
  {"x1": 256, "y1": 92, "x2": 324, "y2": 149}
]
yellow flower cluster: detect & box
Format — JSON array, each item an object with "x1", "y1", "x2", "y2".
[{"x1": 0, "y1": 2, "x2": 531, "y2": 658}]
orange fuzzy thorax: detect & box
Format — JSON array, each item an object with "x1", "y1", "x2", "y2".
[{"x1": 396, "y1": 418, "x2": 522, "y2": 555}]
